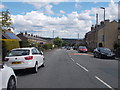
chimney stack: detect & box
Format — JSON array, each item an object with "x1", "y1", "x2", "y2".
[{"x1": 96, "y1": 13, "x2": 98, "y2": 25}]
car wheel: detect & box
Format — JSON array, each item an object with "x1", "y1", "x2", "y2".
[
  {"x1": 94, "y1": 52, "x2": 96, "y2": 58},
  {"x1": 99, "y1": 54, "x2": 102, "y2": 59},
  {"x1": 112, "y1": 57, "x2": 115, "y2": 59},
  {"x1": 7, "y1": 76, "x2": 16, "y2": 90},
  {"x1": 41, "y1": 63, "x2": 45, "y2": 67},
  {"x1": 33, "y1": 63, "x2": 38, "y2": 73}
]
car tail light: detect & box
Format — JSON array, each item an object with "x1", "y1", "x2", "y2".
[
  {"x1": 4, "y1": 58, "x2": 9, "y2": 61},
  {"x1": 83, "y1": 49, "x2": 87, "y2": 51},
  {"x1": 25, "y1": 56, "x2": 33, "y2": 60}
]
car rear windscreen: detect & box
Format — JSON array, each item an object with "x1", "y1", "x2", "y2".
[
  {"x1": 79, "y1": 46, "x2": 87, "y2": 49},
  {"x1": 7, "y1": 49, "x2": 30, "y2": 57}
]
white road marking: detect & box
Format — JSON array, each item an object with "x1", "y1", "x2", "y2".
[
  {"x1": 76, "y1": 63, "x2": 89, "y2": 72},
  {"x1": 95, "y1": 76, "x2": 115, "y2": 90},
  {"x1": 98, "y1": 60, "x2": 117, "y2": 62},
  {"x1": 71, "y1": 58, "x2": 75, "y2": 62}
]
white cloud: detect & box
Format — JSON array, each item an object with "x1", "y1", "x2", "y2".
[
  {"x1": 82, "y1": 0, "x2": 118, "y2": 23},
  {"x1": 0, "y1": 4, "x2": 5, "y2": 9},
  {"x1": 2, "y1": 0, "x2": 119, "y2": 2},
  {"x1": 27, "y1": 2, "x2": 54, "y2": 15},
  {"x1": 12, "y1": 1, "x2": 118, "y2": 39},
  {"x1": 12, "y1": 10, "x2": 92, "y2": 38},
  {"x1": 60, "y1": 10, "x2": 66, "y2": 14}
]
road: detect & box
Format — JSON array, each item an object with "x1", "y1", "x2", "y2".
[{"x1": 16, "y1": 49, "x2": 119, "y2": 89}]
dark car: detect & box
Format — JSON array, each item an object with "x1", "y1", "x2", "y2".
[
  {"x1": 73, "y1": 46, "x2": 78, "y2": 50},
  {"x1": 66, "y1": 46, "x2": 71, "y2": 50},
  {"x1": 78, "y1": 46, "x2": 88, "y2": 53},
  {"x1": 93, "y1": 47, "x2": 115, "y2": 59}
]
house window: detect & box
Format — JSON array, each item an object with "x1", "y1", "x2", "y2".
[{"x1": 102, "y1": 35, "x2": 105, "y2": 42}]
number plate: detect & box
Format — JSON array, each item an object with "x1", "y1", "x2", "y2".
[{"x1": 12, "y1": 62, "x2": 22, "y2": 64}]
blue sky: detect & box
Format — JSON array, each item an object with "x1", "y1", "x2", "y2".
[
  {"x1": 3, "y1": 2, "x2": 109, "y2": 16},
  {"x1": 1, "y1": 1, "x2": 118, "y2": 39}
]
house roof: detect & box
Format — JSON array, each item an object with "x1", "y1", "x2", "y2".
[
  {"x1": 2, "y1": 30, "x2": 21, "y2": 41},
  {"x1": 17, "y1": 33, "x2": 47, "y2": 43}
]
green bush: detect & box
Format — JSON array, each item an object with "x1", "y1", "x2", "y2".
[
  {"x1": 19, "y1": 41, "x2": 30, "y2": 48},
  {"x1": 43, "y1": 43, "x2": 53, "y2": 50},
  {"x1": 1, "y1": 39, "x2": 20, "y2": 51},
  {"x1": 53, "y1": 37, "x2": 63, "y2": 47}
]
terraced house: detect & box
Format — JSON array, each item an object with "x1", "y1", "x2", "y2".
[
  {"x1": 17, "y1": 32, "x2": 48, "y2": 47},
  {"x1": 85, "y1": 20, "x2": 119, "y2": 51}
]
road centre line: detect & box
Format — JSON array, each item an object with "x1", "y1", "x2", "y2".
[
  {"x1": 68, "y1": 51, "x2": 114, "y2": 89},
  {"x1": 76, "y1": 63, "x2": 89, "y2": 72},
  {"x1": 95, "y1": 76, "x2": 115, "y2": 90},
  {"x1": 71, "y1": 58, "x2": 75, "y2": 62}
]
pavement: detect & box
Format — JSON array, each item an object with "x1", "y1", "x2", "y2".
[{"x1": 15, "y1": 49, "x2": 119, "y2": 89}]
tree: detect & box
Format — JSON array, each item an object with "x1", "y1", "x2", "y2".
[
  {"x1": 114, "y1": 41, "x2": 120, "y2": 50},
  {"x1": 1, "y1": 9, "x2": 13, "y2": 29},
  {"x1": 53, "y1": 37, "x2": 63, "y2": 47},
  {"x1": 62, "y1": 40, "x2": 68, "y2": 46}
]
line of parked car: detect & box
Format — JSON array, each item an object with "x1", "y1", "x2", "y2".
[
  {"x1": 0, "y1": 47, "x2": 45, "y2": 90},
  {"x1": 66, "y1": 45, "x2": 116, "y2": 59},
  {"x1": 0, "y1": 46, "x2": 116, "y2": 90}
]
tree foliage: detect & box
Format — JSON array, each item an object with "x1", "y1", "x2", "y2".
[
  {"x1": 114, "y1": 41, "x2": 120, "y2": 50},
  {"x1": 53, "y1": 37, "x2": 63, "y2": 47},
  {"x1": 62, "y1": 40, "x2": 68, "y2": 46},
  {"x1": 1, "y1": 9, "x2": 12, "y2": 28}
]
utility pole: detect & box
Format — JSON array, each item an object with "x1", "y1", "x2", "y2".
[
  {"x1": 100, "y1": 7, "x2": 106, "y2": 47},
  {"x1": 78, "y1": 33, "x2": 79, "y2": 40},
  {"x1": 53, "y1": 30, "x2": 54, "y2": 39}
]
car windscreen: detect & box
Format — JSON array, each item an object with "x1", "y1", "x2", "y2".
[
  {"x1": 100, "y1": 48, "x2": 111, "y2": 53},
  {"x1": 6, "y1": 49, "x2": 30, "y2": 57}
]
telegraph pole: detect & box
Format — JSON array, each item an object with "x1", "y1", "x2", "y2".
[
  {"x1": 53, "y1": 30, "x2": 54, "y2": 39},
  {"x1": 78, "y1": 33, "x2": 79, "y2": 40}
]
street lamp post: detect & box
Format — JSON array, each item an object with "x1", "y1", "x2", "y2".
[
  {"x1": 100, "y1": 7, "x2": 105, "y2": 22},
  {"x1": 100, "y1": 7, "x2": 106, "y2": 47}
]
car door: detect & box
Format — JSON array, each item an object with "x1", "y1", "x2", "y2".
[
  {"x1": 94, "y1": 48, "x2": 99, "y2": 57},
  {"x1": 32, "y1": 49, "x2": 43, "y2": 67},
  {"x1": 35, "y1": 49, "x2": 43, "y2": 67},
  {"x1": 31, "y1": 49, "x2": 39, "y2": 66},
  {"x1": 96, "y1": 48, "x2": 101, "y2": 57}
]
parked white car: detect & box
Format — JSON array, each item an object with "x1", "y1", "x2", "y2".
[
  {"x1": 4, "y1": 47, "x2": 45, "y2": 73},
  {"x1": 0, "y1": 64, "x2": 17, "y2": 90}
]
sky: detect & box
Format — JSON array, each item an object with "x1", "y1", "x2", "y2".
[{"x1": 0, "y1": 0, "x2": 119, "y2": 39}]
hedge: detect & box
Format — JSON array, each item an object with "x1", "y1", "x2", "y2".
[
  {"x1": 43, "y1": 43, "x2": 53, "y2": 50},
  {"x1": 1, "y1": 39, "x2": 20, "y2": 59}
]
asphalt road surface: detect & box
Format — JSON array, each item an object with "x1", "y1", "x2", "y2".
[{"x1": 16, "y1": 49, "x2": 119, "y2": 89}]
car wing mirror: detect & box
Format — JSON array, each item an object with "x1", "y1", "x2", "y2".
[
  {"x1": 40, "y1": 51, "x2": 43, "y2": 55},
  {"x1": 40, "y1": 52, "x2": 43, "y2": 55}
]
